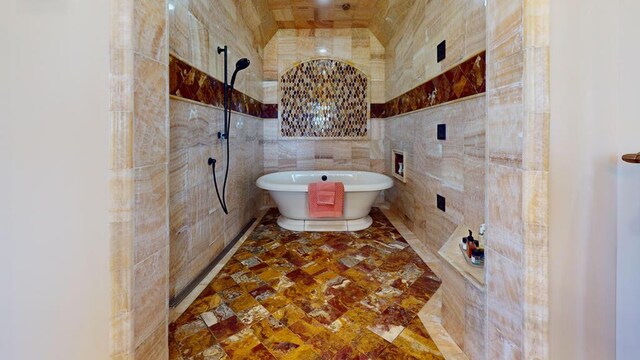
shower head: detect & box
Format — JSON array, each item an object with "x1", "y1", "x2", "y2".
[
  {"x1": 236, "y1": 58, "x2": 250, "y2": 71},
  {"x1": 230, "y1": 58, "x2": 250, "y2": 88}
]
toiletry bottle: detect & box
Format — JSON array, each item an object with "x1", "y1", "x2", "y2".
[
  {"x1": 478, "y1": 224, "x2": 486, "y2": 248},
  {"x1": 466, "y1": 230, "x2": 475, "y2": 258},
  {"x1": 461, "y1": 236, "x2": 468, "y2": 250},
  {"x1": 471, "y1": 248, "x2": 484, "y2": 265}
]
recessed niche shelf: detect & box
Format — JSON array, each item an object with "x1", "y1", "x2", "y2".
[{"x1": 391, "y1": 149, "x2": 407, "y2": 183}]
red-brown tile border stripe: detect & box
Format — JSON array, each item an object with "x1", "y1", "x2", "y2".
[
  {"x1": 169, "y1": 55, "x2": 278, "y2": 119},
  {"x1": 171, "y1": 51, "x2": 485, "y2": 120},
  {"x1": 370, "y1": 51, "x2": 486, "y2": 118}
]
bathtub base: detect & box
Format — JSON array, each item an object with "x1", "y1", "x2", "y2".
[{"x1": 277, "y1": 215, "x2": 373, "y2": 232}]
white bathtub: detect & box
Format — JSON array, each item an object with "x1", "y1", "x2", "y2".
[{"x1": 256, "y1": 170, "x2": 393, "y2": 231}]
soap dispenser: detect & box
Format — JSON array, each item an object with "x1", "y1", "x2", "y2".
[{"x1": 466, "y1": 230, "x2": 475, "y2": 258}]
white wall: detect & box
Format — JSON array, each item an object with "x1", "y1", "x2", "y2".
[
  {"x1": 616, "y1": 1, "x2": 640, "y2": 358},
  {"x1": 550, "y1": 0, "x2": 621, "y2": 359},
  {"x1": 0, "y1": 1, "x2": 110, "y2": 359}
]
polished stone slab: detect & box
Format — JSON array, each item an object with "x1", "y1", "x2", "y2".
[{"x1": 169, "y1": 208, "x2": 444, "y2": 359}]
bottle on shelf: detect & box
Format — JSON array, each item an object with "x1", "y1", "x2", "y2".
[
  {"x1": 478, "y1": 223, "x2": 486, "y2": 248},
  {"x1": 466, "y1": 230, "x2": 475, "y2": 258}
]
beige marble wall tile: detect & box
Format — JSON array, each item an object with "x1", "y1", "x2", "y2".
[
  {"x1": 487, "y1": 249, "x2": 524, "y2": 343},
  {"x1": 441, "y1": 263, "x2": 467, "y2": 348},
  {"x1": 187, "y1": 11, "x2": 209, "y2": 71},
  {"x1": 466, "y1": 0, "x2": 488, "y2": 58},
  {"x1": 109, "y1": 169, "x2": 134, "y2": 316},
  {"x1": 463, "y1": 160, "x2": 485, "y2": 233},
  {"x1": 487, "y1": 164, "x2": 524, "y2": 264},
  {"x1": 169, "y1": 0, "x2": 265, "y2": 101},
  {"x1": 134, "y1": 0, "x2": 168, "y2": 63},
  {"x1": 263, "y1": 29, "x2": 385, "y2": 172},
  {"x1": 386, "y1": 97, "x2": 485, "y2": 252},
  {"x1": 485, "y1": 0, "x2": 550, "y2": 357},
  {"x1": 260, "y1": 28, "x2": 384, "y2": 184},
  {"x1": 134, "y1": 164, "x2": 169, "y2": 264},
  {"x1": 168, "y1": 101, "x2": 264, "y2": 299},
  {"x1": 464, "y1": 282, "x2": 486, "y2": 359},
  {"x1": 169, "y1": 188, "x2": 190, "y2": 296},
  {"x1": 134, "y1": 321, "x2": 168, "y2": 360},
  {"x1": 385, "y1": 95, "x2": 486, "y2": 359},
  {"x1": 110, "y1": 0, "x2": 169, "y2": 358},
  {"x1": 133, "y1": 55, "x2": 168, "y2": 167},
  {"x1": 487, "y1": 104, "x2": 524, "y2": 168},
  {"x1": 110, "y1": 49, "x2": 134, "y2": 112},
  {"x1": 488, "y1": 320, "x2": 523, "y2": 360},
  {"x1": 110, "y1": 112, "x2": 134, "y2": 170},
  {"x1": 263, "y1": 81, "x2": 277, "y2": 104},
  {"x1": 168, "y1": 0, "x2": 190, "y2": 58},
  {"x1": 133, "y1": 246, "x2": 168, "y2": 348},
  {"x1": 110, "y1": 0, "x2": 133, "y2": 50},
  {"x1": 385, "y1": 0, "x2": 486, "y2": 101}
]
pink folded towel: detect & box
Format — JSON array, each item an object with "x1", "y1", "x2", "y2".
[
  {"x1": 308, "y1": 182, "x2": 344, "y2": 218},
  {"x1": 317, "y1": 190, "x2": 335, "y2": 205}
]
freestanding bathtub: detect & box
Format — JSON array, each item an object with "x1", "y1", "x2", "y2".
[{"x1": 256, "y1": 170, "x2": 393, "y2": 231}]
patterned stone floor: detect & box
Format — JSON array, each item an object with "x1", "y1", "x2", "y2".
[{"x1": 169, "y1": 208, "x2": 443, "y2": 360}]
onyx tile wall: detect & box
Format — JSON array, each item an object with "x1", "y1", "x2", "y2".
[
  {"x1": 383, "y1": 0, "x2": 487, "y2": 263},
  {"x1": 382, "y1": 74, "x2": 487, "y2": 360},
  {"x1": 262, "y1": 29, "x2": 386, "y2": 192},
  {"x1": 385, "y1": 97, "x2": 486, "y2": 254},
  {"x1": 169, "y1": 99, "x2": 263, "y2": 299},
  {"x1": 169, "y1": 55, "x2": 276, "y2": 118},
  {"x1": 262, "y1": 118, "x2": 386, "y2": 173},
  {"x1": 109, "y1": 0, "x2": 170, "y2": 358},
  {"x1": 371, "y1": 52, "x2": 486, "y2": 119},
  {"x1": 485, "y1": 0, "x2": 550, "y2": 358},
  {"x1": 168, "y1": 0, "x2": 267, "y2": 300},
  {"x1": 168, "y1": 0, "x2": 266, "y2": 102},
  {"x1": 263, "y1": 28, "x2": 385, "y2": 105},
  {"x1": 385, "y1": 0, "x2": 486, "y2": 101},
  {"x1": 381, "y1": 1, "x2": 487, "y2": 358}
]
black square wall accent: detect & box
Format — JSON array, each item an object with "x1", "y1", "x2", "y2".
[
  {"x1": 437, "y1": 124, "x2": 446, "y2": 140},
  {"x1": 437, "y1": 194, "x2": 446, "y2": 212},
  {"x1": 437, "y1": 40, "x2": 446, "y2": 63}
]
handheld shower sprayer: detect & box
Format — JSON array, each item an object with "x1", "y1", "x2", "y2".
[{"x1": 208, "y1": 45, "x2": 250, "y2": 215}]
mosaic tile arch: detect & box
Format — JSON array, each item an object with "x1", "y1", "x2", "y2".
[{"x1": 280, "y1": 59, "x2": 369, "y2": 138}]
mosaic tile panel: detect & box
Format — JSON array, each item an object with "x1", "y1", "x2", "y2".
[
  {"x1": 280, "y1": 59, "x2": 369, "y2": 138},
  {"x1": 169, "y1": 208, "x2": 443, "y2": 360},
  {"x1": 169, "y1": 55, "x2": 277, "y2": 119},
  {"x1": 370, "y1": 52, "x2": 486, "y2": 118}
]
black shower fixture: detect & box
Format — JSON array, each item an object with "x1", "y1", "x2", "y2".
[{"x1": 208, "y1": 45, "x2": 250, "y2": 215}]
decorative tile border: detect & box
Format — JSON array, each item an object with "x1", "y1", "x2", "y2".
[
  {"x1": 280, "y1": 59, "x2": 368, "y2": 138},
  {"x1": 370, "y1": 51, "x2": 486, "y2": 118},
  {"x1": 169, "y1": 55, "x2": 277, "y2": 118},
  {"x1": 169, "y1": 51, "x2": 484, "y2": 121}
]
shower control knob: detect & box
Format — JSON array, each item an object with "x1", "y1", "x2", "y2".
[{"x1": 322, "y1": 175, "x2": 328, "y2": 181}]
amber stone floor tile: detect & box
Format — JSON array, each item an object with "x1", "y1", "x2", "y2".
[{"x1": 169, "y1": 208, "x2": 444, "y2": 359}]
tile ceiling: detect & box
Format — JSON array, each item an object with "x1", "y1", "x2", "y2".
[{"x1": 240, "y1": 0, "x2": 414, "y2": 47}]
